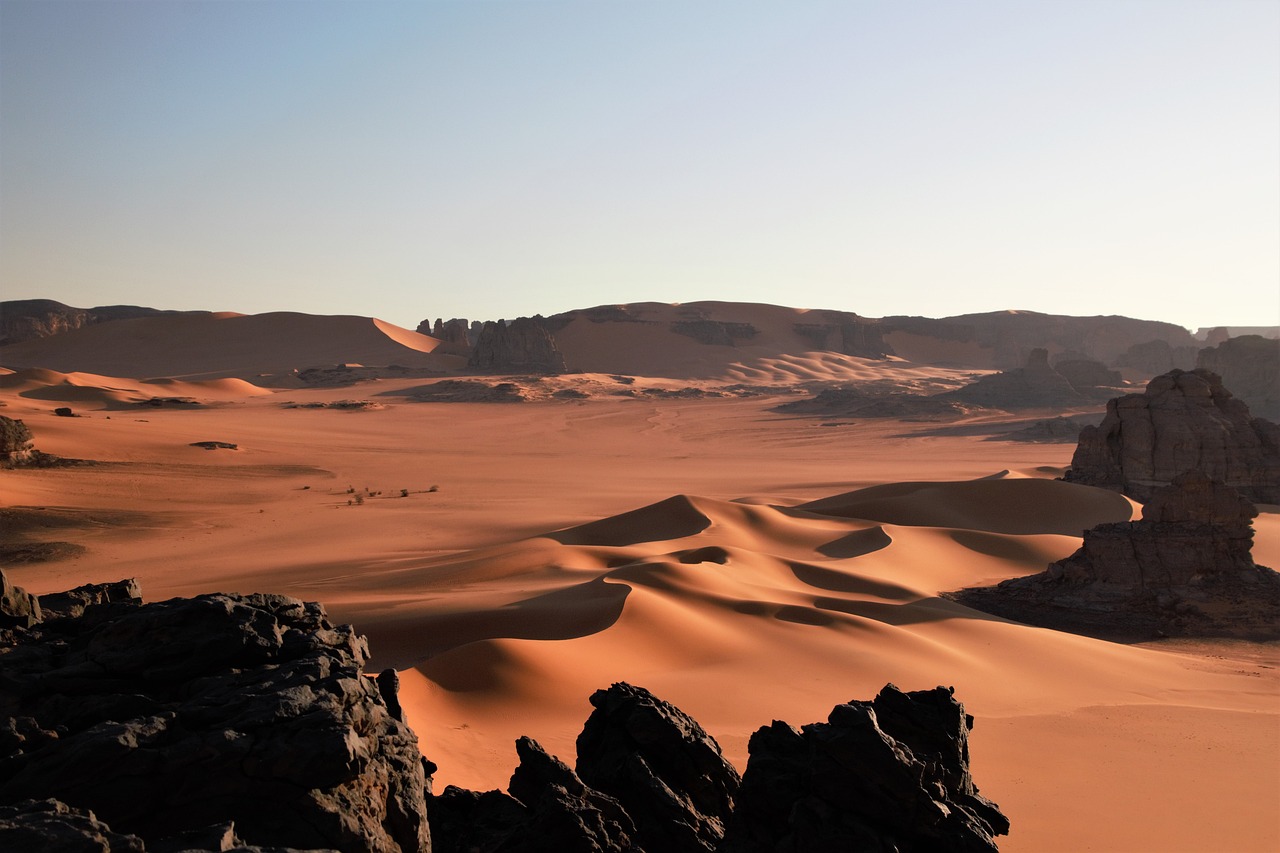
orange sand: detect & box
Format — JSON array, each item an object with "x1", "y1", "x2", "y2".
[{"x1": 1, "y1": 313, "x2": 1276, "y2": 852}]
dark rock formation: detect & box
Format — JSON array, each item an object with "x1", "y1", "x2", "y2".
[
  {"x1": 0, "y1": 798, "x2": 146, "y2": 852},
  {"x1": 576, "y1": 682, "x2": 740, "y2": 852},
  {"x1": 404, "y1": 379, "x2": 531, "y2": 403},
  {"x1": 670, "y1": 320, "x2": 759, "y2": 346},
  {"x1": 416, "y1": 318, "x2": 473, "y2": 355},
  {"x1": 1063, "y1": 369, "x2": 1280, "y2": 503},
  {"x1": 0, "y1": 579, "x2": 431, "y2": 852},
  {"x1": 189, "y1": 440, "x2": 238, "y2": 450},
  {"x1": 721, "y1": 684, "x2": 1009, "y2": 853},
  {"x1": 999, "y1": 416, "x2": 1097, "y2": 443},
  {"x1": 0, "y1": 416, "x2": 34, "y2": 466},
  {"x1": 1052, "y1": 358, "x2": 1122, "y2": 394},
  {"x1": 953, "y1": 471, "x2": 1280, "y2": 640},
  {"x1": 468, "y1": 317, "x2": 567, "y2": 374},
  {"x1": 36, "y1": 577, "x2": 142, "y2": 621},
  {"x1": 53, "y1": 407, "x2": 75, "y2": 417},
  {"x1": 0, "y1": 300, "x2": 187, "y2": 347},
  {"x1": 431, "y1": 683, "x2": 1007, "y2": 853},
  {"x1": 938, "y1": 348, "x2": 1086, "y2": 410},
  {"x1": 1197, "y1": 335, "x2": 1280, "y2": 420},
  {"x1": 0, "y1": 570, "x2": 42, "y2": 635}
]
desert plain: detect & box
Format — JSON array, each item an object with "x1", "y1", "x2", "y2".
[{"x1": 1, "y1": 305, "x2": 1277, "y2": 852}]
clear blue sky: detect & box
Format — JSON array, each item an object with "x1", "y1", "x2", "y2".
[{"x1": 2, "y1": 0, "x2": 1277, "y2": 332}]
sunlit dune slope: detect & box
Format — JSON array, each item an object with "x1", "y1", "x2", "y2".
[
  {"x1": 0, "y1": 311, "x2": 445, "y2": 380},
  {"x1": 0, "y1": 367, "x2": 273, "y2": 407}
]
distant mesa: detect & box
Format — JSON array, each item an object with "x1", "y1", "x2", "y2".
[
  {"x1": 1195, "y1": 334, "x2": 1280, "y2": 420},
  {"x1": 953, "y1": 470, "x2": 1280, "y2": 641},
  {"x1": 0, "y1": 299, "x2": 202, "y2": 346},
  {"x1": 936, "y1": 348, "x2": 1091, "y2": 410},
  {"x1": 1063, "y1": 368, "x2": 1280, "y2": 503}
]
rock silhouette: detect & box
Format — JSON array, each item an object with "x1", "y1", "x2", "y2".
[{"x1": 468, "y1": 317, "x2": 567, "y2": 374}]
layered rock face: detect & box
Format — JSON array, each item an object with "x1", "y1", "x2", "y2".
[
  {"x1": 0, "y1": 416, "x2": 34, "y2": 466},
  {"x1": 722, "y1": 684, "x2": 1008, "y2": 853},
  {"x1": 468, "y1": 317, "x2": 567, "y2": 374},
  {"x1": 1064, "y1": 369, "x2": 1280, "y2": 503},
  {"x1": 0, "y1": 573, "x2": 431, "y2": 852},
  {"x1": 954, "y1": 471, "x2": 1280, "y2": 640},
  {"x1": 430, "y1": 681, "x2": 1007, "y2": 853},
  {"x1": 1196, "y1": 335, "x2": 1280, "y2": 420},
  {"x1": 0, "y1": 299, "x2": 183, "y2": 346}
]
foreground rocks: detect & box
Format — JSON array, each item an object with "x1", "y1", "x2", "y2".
[
  {"x1": 430, "y1": 682, "x2": 1008, "y2": 853},
  {"x1": 4, "y1": 572, "x2": 1010, "y2": 852},
  {"x1": 0, "y1": 572, "x2": 430, "y2": 852},
  {"x1": 954, "y1": 471, "x2": 1280, "y2": 641},
  {"x1": 1063, "y1": 369, "x2": 1280, "y2": 503}
]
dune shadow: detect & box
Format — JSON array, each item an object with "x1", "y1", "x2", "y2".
[
  {"x1": 815, "y1": 525, "x2": 892, "y2": 559},
  {"x1": 814, "y1": 594, "x2": 1020, "y2": 627}
]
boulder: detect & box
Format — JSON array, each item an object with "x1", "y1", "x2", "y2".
[
  {"x1": 0, "y1": 798, "x2": 145, "y2": 852},
  {"x1": 954, "y1": 470, "x2": 1280, "y2": 640},
  {"x1": 575, "y1": 682, "x2": 740, "y2": 852},
  {"x1": 0, "y1": 585, "x2": 431, "y2": 852},
  {"x1": 468, "y1": 317, "x2": 567, "y2": 374},
  {"x1": 721, "y1": 684, "x2": 1009, "y2": 853},
  {"x1": 0, "y1": 569, "x2": 42, "y2": 634},
  {"x1": 1063, "y1": 369, "x2": 1280, "y2": 503},
  {"x1": 0, "y1": 416, "x2": 35, "y2": 466},
  {"x1": 36, "y1": 577, "x2": 142, "y2": 621}
]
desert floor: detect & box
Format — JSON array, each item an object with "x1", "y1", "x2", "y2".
[{"x1": 3, "y1": 376, "x2": 1277, "y2": 852}]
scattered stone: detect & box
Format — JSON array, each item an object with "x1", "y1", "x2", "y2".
[
  {"x1": 405, "y1": 380, "x2": 531, "y2": 403},
  {"x1": 189, "y1": 440, "x2": 238, "y2": 450},
  {"x1": 1063, "y1": 369, "x2": 1280, "y2": 503}
]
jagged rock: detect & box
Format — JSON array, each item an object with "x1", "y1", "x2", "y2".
[
  {"x1": 1063, "y1": 368, "x2": 1280, "y2": 503},
  {"x1": 953, "y1": 471, "x2": 1280, "y2": 640},
  {"x1": 0, "y1": 587, "x2": 431, "y2": 852},
  {"x1": 0, "y1": 569, "x2": 42, "y2": 634},
  {"x1": 1197, "y1": 335, "x2": 1280, "y2": 420},
  {"x1": 0, "y1": 416, "x2": 34, "y2": 466},
  {"x1": 507, "y1": 736, "x2": 637, "y2": 852},
  {"x1": 575, "y1": 682, "x2": 740, "y2": 853},
  {"x1": 429, "y1": 787, "x2": 530, "y2": 853},
  {"x1": 0, "y1": 798, "x2": 146, "y2": 852},
  {"x1": 938, "y1": 348, "x2": 1085, "y2": 409},
  {"x1": 721, "y1": 684, "x2": 1009, "y2": 853},
  {"x1": 416, "y1": 318, "x2": 472, "y2": 355},
  {"x1": 468, "y1": 317, "x2": 567, "y2": 374},
  {"x1": 36, "y1": 578, "x2": 142, "y2": 621}
]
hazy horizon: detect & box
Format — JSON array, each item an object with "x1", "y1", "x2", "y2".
[{"x1": 2, "y1": 0, "x2": 1277, "y2": 332}]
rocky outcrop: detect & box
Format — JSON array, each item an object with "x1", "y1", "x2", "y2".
[
  {"x1": 431, "y1": 682, "x2": 1007, "y2": 853},
  {"x1": 0, "y1": 416, "x2": 34, "y2": 466},
  {"x1": 1063, "y1": 369, "x2": 1280, "y2": 503},
  {"x1": 938, "y1": 348, "x2": 1086, "y2": 409},
  {"x1": 670, "y1": 320, "x2": 758, "y2": 346},
  {"x1": 0, "y1": 577, "x2": 431, "y2": 852},
  {"x1": 468, "y1": 317, "x2": 567, "y2": 374},
  {"x1": 576, "y1": 682, "x2": 740, "y2": 852},
  {"x1": 0, "y1": 300, "x2": 184, "y2": 346},
  {"x1": 1052, "y1": 358, "x2": 1122, "y2": 394},
  {"x1": 0, "y1": 570, "x2": 42, "y2": 635},
  {"x1": 953, "y1": 471, "x2": 1280, "y2": 640},
  {"x1": 1197, "y1": 335, "x2": 1280, "y2": 420},
  {"x1": 35, "y1": 577, "x2": 142, "y2": 621},
  {"x1": 721, "y1": 684, "x2": 1009, "y2": 853},
  {"x1": 0, "y1": 799, "x2": 146, "y2": 852},
  {"x1": 416, "y1": 318, "x2": 473, "y2": 355}
]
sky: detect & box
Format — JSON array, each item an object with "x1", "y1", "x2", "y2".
[{"x1": 1, "y1": 0, "x2": 1277, "y2": 333}]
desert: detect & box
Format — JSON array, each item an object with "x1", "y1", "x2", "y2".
[{"x1": 1, "y1": 300, "x2": 1278, "y2": 851}]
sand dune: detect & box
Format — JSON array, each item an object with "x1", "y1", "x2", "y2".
[
  {"x1": 0, "y1": 367, "x2": 272, "y2": 407},
  {"x1": 0, "y1": 311, "x2": 445, "y2": 380},
  {"x1": 2, "y1": 373, "x2": 1275, "y2": 852}
]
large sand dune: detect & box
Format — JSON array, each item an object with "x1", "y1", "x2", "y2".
[
  {"x1": 0, "y1": 311, "x2": 447, "y2": 380},
  {"x1": 2, "y1": 347, "x2": 1276, "y2": 851}
]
